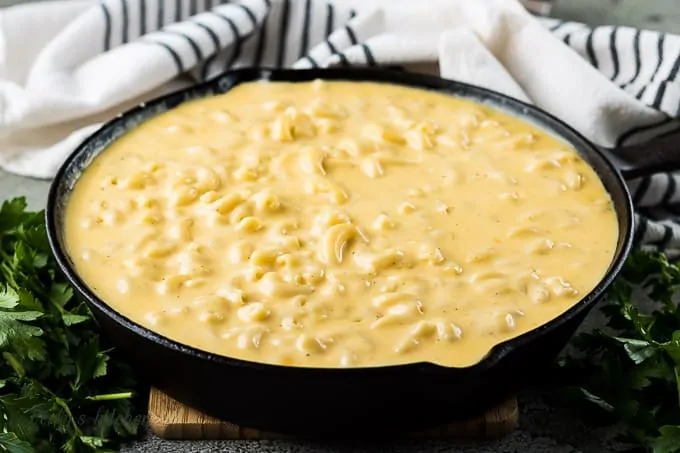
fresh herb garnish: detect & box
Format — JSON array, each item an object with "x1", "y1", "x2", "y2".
[
  {"x1": 0, "y1": 198, "x2": 143, "y2": 453},
  {"x1": 559, "y1": 250, "x2": 680, "y2": 453}
]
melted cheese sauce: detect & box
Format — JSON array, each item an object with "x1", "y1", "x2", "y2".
[{"x1": 64, "y1": 80, "x2": 618, "y2": 368}]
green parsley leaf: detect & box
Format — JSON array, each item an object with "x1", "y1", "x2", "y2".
[
  {"x1": 0, "y1": 432, "x2": 34, "y2": 453},
  {"x1": 0, "y1": 287, "x2": 19, "y2": 309},
  {"x1": 0, "y1": 309, "x2": 44, "y2": 350},
  {"x1": 652, "y1": 426, "x2": 680, "y2": 453},
  {"x1": 0, "y1": 198, "x2": 27, "y2": 235},
  {"x1": 0, "y1": 198, "x2": 144, "y2": 452},
  {"x1": 62, "y1": 314, "x2": 91, "y2": 327},
  {"x1": 614, "y1": 337, "x2": 659, "y2": 364},
  {"x1": 560, "y1": 249, "x2": 680, "y2": 452}
]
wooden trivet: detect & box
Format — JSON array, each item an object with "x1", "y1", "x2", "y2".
[{"x1": 148, "y1": 387, "x2": 519, "y2": 440}]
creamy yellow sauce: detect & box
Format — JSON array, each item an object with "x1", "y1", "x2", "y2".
[{"x1": 64, "y1": 80, "x2": 618, "y2": 368}]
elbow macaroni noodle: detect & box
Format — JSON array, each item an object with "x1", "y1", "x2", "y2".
[{"x1": 65, "y1": 81, "x2": 618, "y2": 368}]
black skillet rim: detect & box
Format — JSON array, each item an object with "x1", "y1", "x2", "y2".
[{"x1": 45, "y1": 67, "x2": 635, "y2": 377}]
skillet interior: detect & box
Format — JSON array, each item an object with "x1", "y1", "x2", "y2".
[{"x1": 46, "y1": 67, "x2": 634, "y2": 436}]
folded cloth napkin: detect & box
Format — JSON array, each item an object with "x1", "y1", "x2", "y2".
[{"x1": 1, "y1": 0, "x2": 679, "y2": 255}]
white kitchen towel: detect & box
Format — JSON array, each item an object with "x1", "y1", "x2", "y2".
[{"x1": 0, "y1": 0, "x2": 679, "y2": 255}]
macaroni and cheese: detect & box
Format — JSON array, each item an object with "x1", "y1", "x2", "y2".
[{"x1": 64, "y1": 80, "x2": 619, "y2": 368}]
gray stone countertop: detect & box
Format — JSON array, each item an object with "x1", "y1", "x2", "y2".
[{"x1": 0, "y1": 0, "x2": 677, "y2": 451}]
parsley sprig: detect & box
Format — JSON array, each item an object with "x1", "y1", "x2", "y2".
[
  {"x1": 0, "y1": 198, "x2": 143, "y2": 453},
  {"x1": 559, "y1": 250, "x2": 680, "y2": 453}
]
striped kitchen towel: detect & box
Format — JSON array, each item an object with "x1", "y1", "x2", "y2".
[{"x1": 0, "y1": 0, "x2": 678, "y2": 254}]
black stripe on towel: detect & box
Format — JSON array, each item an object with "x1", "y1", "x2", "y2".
[
  {"x1": 651, "y1": 224, "x2": 674, "y2": 248},
  {"x1": 121, "y1": 0, "x2": 129, "y2": 43},
  {"x1": 139, "y1": 0, "x2": 146, "y2": 35},
  {"x1": 157, "y1": 0, "x2": 165, "y2": 29},
  {"x1": 277, "y1": 0, "x2": 291, "y2": 67},
  {"x1": 361, "y1": 43, "x2": 377, "y2": 66},
  {"x1": 237, "y1": 1, "x2": 260, "y2": 66},
  {"x1": 237, "y1": 2, "x2": 258, "y2": 25},
  {"x1": 609, "y1": 27, "x2": 620, "y2": 81},
  {"x1": 621, "y1": 30, "x2": 642, "y2": 88},
  {"x1": 329, "y1": 23, "x2": 360, "y2": 66},
  {"x1": 200, "y1": 9, "x2": 243, "y2": 80},
  {"x1": 142, "y1": 40, "x2": 184, "y2": 73},
  {"x1": 327, "y1": 39, "x2": 349, "y2": 66},
  {"x1": 101, "y1": 3, "x2": 112, "y2": 50},
  {"x1": 325, "y1": 3, "x2": 334, "y2": 37},
  {"x1": 349, "y1": 9, "x2": 356, "y2": 19},
  {"x1": 304, "y1": 54, "x2": 319, "y2": 68},
  {"x1": 175, "y1": 0, "x2": 182, "y2": 23},
  {"x1": 201, "y1": 56, "x2": 217, "y2": 81},
  {"x1": 636, "y1": 34, "x2": 665, "y2": 100},
  {"x1": 661, "y1": 173, "x2": 677, "y2": 206},
  {"x1": 652, "y1": 81, "x2": 669, "y2": 110},
  {"x1": 667, "y1": 52, "x2": 680, "y2": 81},
  {"x1": 253, "y1": 10, "x2": 268, "y2": 66},
  {"x1": 585, "y1": 29, "x2": 598, "y2": 68},
  {"x1": 345, "y1": 24, "x2": 358, "y2": 45},
  {"x1": 615, "y1": 116, "x2": 674, "y2": 147},
  {"x1": 210, "y1": 11, "x2": 242, "y2": 68},
  {"x1": 633, "y1": 216, "x2": 649, "y2": 245},
  {"x1": 652, "y1": 55, "x2": 680, "y2": 109},
  {"x1": 250, "y1": 0, "x2": 272, "y2": 67},
  {"x1": 194, "y1": 21, "x2": 221, "y2": 49},
  {"x1": 299, "y1": 0, "x2": 312, "y2": 59},
  {"x1": 633, "y1": 176, "x2": 652, "y2": 205},
  {"x1": 652, "y1": 34, "x2": 666, "y2": 82},
  {"x1": 163, "y1": 29, "x2": 204, "y2": 60}
]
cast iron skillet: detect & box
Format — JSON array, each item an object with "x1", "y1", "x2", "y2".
[{"x1": 45, "y1": 67, "x2": 678, "y2": 437}]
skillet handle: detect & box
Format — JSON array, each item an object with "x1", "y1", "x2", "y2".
[{"x1": 600, "y1": 131, "x2": 680, "y2": 180}]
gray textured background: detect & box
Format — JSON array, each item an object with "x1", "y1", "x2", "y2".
[{"x1": 0, "y1": 0, "x2": 677, "y2": 451}]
